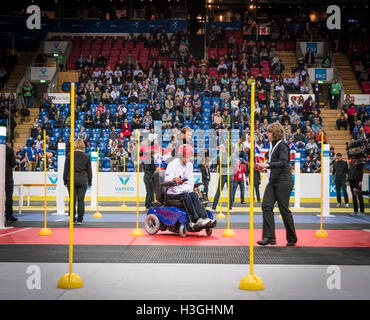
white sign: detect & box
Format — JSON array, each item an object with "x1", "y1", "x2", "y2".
[
  {"x1": 44, "y1": 93, "x2": 70, "y2": 104},
  {"x1": 31, "y1": 67, "x2": 56, "y2": 81},
  {"x1": 347, "y1": 94, "x2": 370, "y2": 105},
  {"x1": 44, "y1": 41, "x2": 68, "y2": 54},
  {"x1": 308, "y1": 68, "x2": 334, "y2": 82}
]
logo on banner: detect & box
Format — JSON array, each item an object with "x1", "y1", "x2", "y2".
[
  {"x1": 116, "y1": 175, "x2": 134, "y2": 193},
  {"x1": 306, "y1": 42, "x2": 317, "y2": 53},
  {"x1": 53, "y1": 43, "x2": 60, "y2": 49},
  {"x1": 40, "y1": 68, "x2": 47, "y2": 74},
  {"x1": 315, "y1": 68, "x2": 327, "y2": 81}
]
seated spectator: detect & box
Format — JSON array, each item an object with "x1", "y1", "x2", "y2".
[
  {"x1": 113, "y1": 111, "x2": 121, "y2": 128},
  {"x1": 356, "y1": 127, "x2": 367, "y2": 140},
  {"x1": 131, "y1": 109, "x2": 143, "y2": 130},
  {"x1": 110, "y1": 87, "x2": 120, "y2": 104},
  {"x1": 83, "y1": 110, "x2": 93, "y2": 129},
  {"x1": 104, "y1": 109, "x2": 114, "y2": 128},
  {"x1": 300, "y1": 81, "x2": 309, "y2": 94},
  {"x1": 108, "y1": 126, "x2": 119, "y2": 147},
  {"x1": 293, "y1": 128, "x2": 305, "y2": 148},
  {"x1": 306, "y1": 138, "x2": 318, "y2": 155},
  {"x1": 172, "y1": 109, "x2": 184, "y2": 128},
  {"x1": 96, "y1": 101, "x2": 106, "y2": 114},
  {"x1": 315, "y1": 129, "x2": 327, "y2": 147},
  {"x1": 336, "y1": 109, "x2": 348, "y2": 130},
  {"x1": 51, "y1": 110, "x2": 63, "y2": 129},
  {"x1": 302, "y1": 155, "x2": 316, "y2": 173},
  {"x1": 42, "y1": 116, "x2": 53, "y2": 137},
  {"x1": 162, "y1": 108, "x2": 172, "y2": 129},
  {"x1": 143, "y1": 110, "x2": 153, "y2": 130},
  {"x1": 312, "y1": 119, "x2": 322, "y2": 133},
  {"x1": 352, "y1": 120, "x2": 363, "y2": 138},
  {"x1": 221, "y1": 110, "x2": 231, "y2": 129},
  {"x1": 109, "y1": 140, "x2": 120, "y2": 172},
  {"x1": 322, "y1": 52, "x2": 332, "y2": 68},
  {"x1": 35, "y1": 134, "x2": 43, "y2": 150},
  {"x1": 93, "y1": 111, "x2": 104, "y2": 128},
  {"x1": 92, "y1": 87, "x2": 101, "y2": 104}
]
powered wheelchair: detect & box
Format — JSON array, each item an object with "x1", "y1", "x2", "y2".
[{"x1": 144, "y1": 170, "x2": 216, "y2": 237}]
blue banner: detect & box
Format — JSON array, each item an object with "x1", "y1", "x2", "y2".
[{"x1": 315, "y1": 68, "x2": 327, "y2": 81}]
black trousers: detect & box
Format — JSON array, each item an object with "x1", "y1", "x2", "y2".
[
  {"x1": 203, "y1": 180, "x2": 209, "y2": 199},
  {"x1": 261, "y1": 180, "x2": 297, "y2": 243},
  {"x1": 335, "y1": 179, "x2": 349, "y2": 204},
  {"x1": 167, "y1": 192, "x2": 208, "y2": 222},
  {"x1": 232, "y1": 180, "x2": 245, "y2": 203},
  {"x1": 349, "y1": 180, "x2": 365, "y2": 213},
  {"x1": 5, "y1": 178, "x2": 14, "y2": 218},
  {"x1": 67, "y1": 182, "x2": 88, "y2": 221},
  {"x1": 144, "y1": 174, "x2": 154, "y2": 209},
  {"x1": 212, "y1": 175, "x2": 233, "y2": 210}
]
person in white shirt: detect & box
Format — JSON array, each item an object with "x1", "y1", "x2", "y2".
[
  {"x1": 164, "y1": 144, "x2": 215, "y2": 227},
  {"x1": 111, "y1": 87, "x2": 120, "y2": 103}
]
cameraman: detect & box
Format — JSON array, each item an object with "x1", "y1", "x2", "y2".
[
  {"x1": 348, "y1": 161, "x2": 365, "y2": 216},
  {"x1": 331, "y1": 153, "x2": 349, "y2": 208}
]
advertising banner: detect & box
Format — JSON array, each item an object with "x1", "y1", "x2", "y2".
[
  {"x1": 44, "y1": 41, "x2": 68, "y2": 54},
  {"x1": 30, "y1": 67, "x2": 56, "y2": 81}
]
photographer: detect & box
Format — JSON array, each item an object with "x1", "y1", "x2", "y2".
[
  {"x1": 331, "y1": 153, "x2": 349, "y2": 208},
  {"x1": 348, "y1": 161, "x2": 365, "y2": 216}
]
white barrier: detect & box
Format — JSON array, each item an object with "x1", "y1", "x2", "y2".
[
  {"x1": 54, "y1": 143, "x2": 66, "y2": 215},
  {"x1": 0, "y1": 127, "x2": 8, "y2": 229}
]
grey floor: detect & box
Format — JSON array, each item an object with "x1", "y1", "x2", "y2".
[{"x1": 0, "y1": 263, "x2": 369, "y2": 300}]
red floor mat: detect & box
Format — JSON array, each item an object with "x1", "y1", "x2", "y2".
[{"x1": 0, "y1": 228, "x2": 369, "y2": 247}]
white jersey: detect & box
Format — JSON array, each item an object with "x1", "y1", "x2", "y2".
[{"x1": 164, "y1": 158, "x2": 194, "y2": 195}]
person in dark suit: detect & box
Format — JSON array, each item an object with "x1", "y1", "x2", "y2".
[
  {"x1": 63, "y1": 139, "x2": 92, "y2": 224},
  {"x1": 199, "y1": 156, "x2": 211, "y2": 201},
  {"x1": 256, "y1": 122, "x2": 298, "y2": 246},
  {"x1": 143, "y1": 150, "x2": 156, "y2": 209},
  {"x1": 5, "y1": 138, "x2": 17, "y2": 222}
]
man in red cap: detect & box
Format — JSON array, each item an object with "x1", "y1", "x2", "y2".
[{"x1": 164, "y1": 144, "x2": 215, "y2": 227}]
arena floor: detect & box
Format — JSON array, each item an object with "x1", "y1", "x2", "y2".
[{"x1": 1, "y1": 201, "x2": 369, "y2": 300}]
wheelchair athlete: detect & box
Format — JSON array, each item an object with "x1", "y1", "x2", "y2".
[{"x1": 164, "y1": 144, "x2": 216, "y2": 227}]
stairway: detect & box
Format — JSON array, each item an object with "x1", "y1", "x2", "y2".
[
  {"x1": 13, "y1": 108, "x2": 40, "y2": 152},
  {"x1": 332, "y1": 53, "x2": 362, "y2": 94},
  {"x1": 321, "y1": 109, "x2": 351, "y2": 158},
  {"x1": 278, "y1": 51, "x2": 297, "y2": 76}
]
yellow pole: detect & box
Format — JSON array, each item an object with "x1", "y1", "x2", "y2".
[
  {"x1": 58, "y1": 82, "x2": 83, "y2": 288},
  {"x1": 239, "y1": 80, "x2": 264, "y2": 290},
  {"x1": 158, "y1": 146, "x2": 162, "y2": 170},
  {"x1": 93, "y1": 147, "x2": 102, "y2": 218},
  {"x1": 315, "y1": 131, "x2": 328, "y2": 238},
  {"x1": 222, "y1": 130, "x2": 235, "y2": 237},
  {"x1": 216, "y1": 144, "x2": 225, "y2": 219},
  {"x1": 121, "y1": 155, "x2": 128, "y2": 208},
  {"x1": 131, "y1": 130, "x2": 144, "y2": 236},
  {"x1": 39, "y1": 130, "x2": 52, "y2": 236}
]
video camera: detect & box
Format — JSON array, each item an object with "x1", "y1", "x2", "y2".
[{"x1": 346, "y1": 137, "x2": 370, "y2": 165}]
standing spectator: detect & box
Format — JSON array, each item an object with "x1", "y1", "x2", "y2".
[
  {"x1": 330, "y1": 79, "x2": 341, "y2": 109},
  {"x1": 305, "y1": 48, "x2": 315, "y2": 66},
  {"x1": 5, "y1": 138, "x2": 17, "y2": 222},
  {"x1": 63, "y1": 139, "x2": 92, "y2": 224},
  {"x1": 312, "y1": 79, "x2": 322, "y2": 107},
  {"x1": 232, "y1": 159, "x2": 247, "y2": 205},
  {"x1": 143, "y1": 150, "x2": 156, "y2": 209},
  {"x1": 331, "y1": 153, "x2": 349, "y2": 208},
  {"x1": 200, "y1": 156, "x2": 211, "y2": 201},
  {"x1": 22, "y1": 81, "x2": 34, "y2": 108},
  {"x1": 348, "y1": 162, "x2": 365, "y2": 216}
]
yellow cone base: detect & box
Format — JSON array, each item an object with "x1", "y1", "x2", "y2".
[
  {"x1": 315, "y1": 229, "x2": 328, "y2": 238},
  {"x1": 39, "y1": 228, "x2": 52, "y2": 236},
  {"x1": 120, "y1": 204, "x2": 128, "y2": 209},
  {"x1": 93, "y1": 212, "x2": 103, "y2": 218},
  {"x1": 216, "y1": 213, "x2": 226, "y2": 219},
  {"x1": 131, "y1": 228, "x2": 144, "y2": 236},
  {"x1": 239, "y1": 274, "x2": 264, "y2": 291},
  {"x1": 58, "y1": 273, "x2": 83, "y2": 289},
  {"x1": 278, "y1": 215, "x2": 282, "y2": 219},
  {"x1": 222, "y1": 229, "x2": 235, "y2": 237}
]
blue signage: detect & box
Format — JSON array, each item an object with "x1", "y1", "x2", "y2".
[
  {"x1": 315, "y1": 68, "x2": 327, "y2": 81},
  {"x1": 306, "y1": 42, "x2": 318, "y2": 53}
]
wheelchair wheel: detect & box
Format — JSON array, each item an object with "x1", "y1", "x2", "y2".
[
  {"x1": 179, "y1": 225, "x2": 186, "y2": 237},
  {"x1": 145, "y1": 214, "x2": 161, "y2": 235},
  {"x1": 206, "y1": 228, "x2": 212, "y2": 237}
]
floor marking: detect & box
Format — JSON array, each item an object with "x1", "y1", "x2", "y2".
[
  {"x1": 55, "y1": 217, "x2": 69, "y2": 222},
  {"x1": 0, "y1": 228, "x2": 32, "y2": 238}
]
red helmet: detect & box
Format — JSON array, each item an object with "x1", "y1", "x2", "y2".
[{"x1": 178, "y1": 144, "x2": 194, "y2": 157}]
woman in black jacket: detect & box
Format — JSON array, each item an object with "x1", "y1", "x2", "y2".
[
  {"x1": 256, "y1": 122, "x2": 298, "y2": 246},
  {"x1": 63, "y1": 139, "x2": 92, "y2": 224}
]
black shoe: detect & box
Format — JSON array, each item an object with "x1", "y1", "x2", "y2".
[
  {"x1": 6, "y1": 216, "x2": 18, "y2": 222},
  {"x1": 257, "y1": 238, "x2": 276, "y2": 246},
  {"x1": 287, "y1": 242, "x2": 297, "y2": 246}
]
